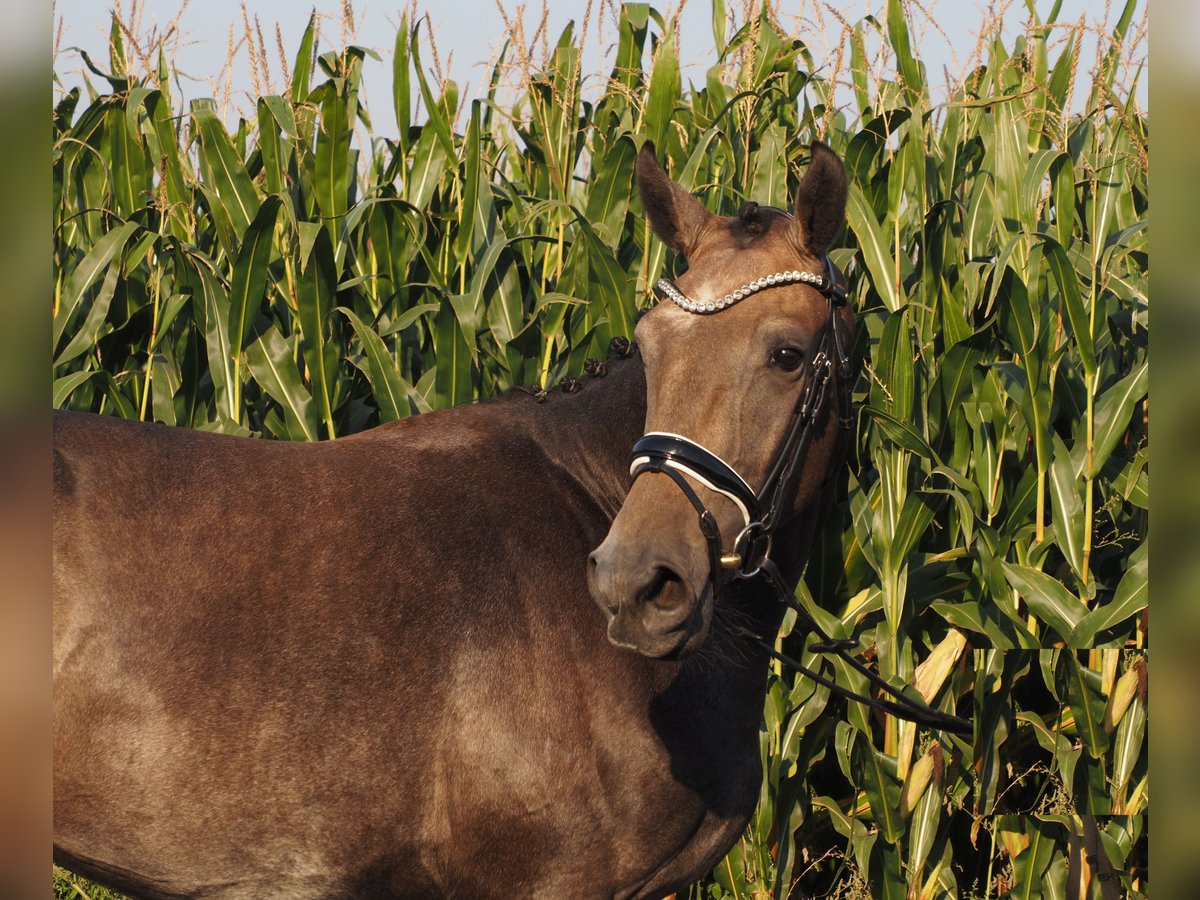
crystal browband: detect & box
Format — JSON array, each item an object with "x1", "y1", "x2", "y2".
[{"x1": 654, "y1": 269, "x2": 836, "y2": 314}]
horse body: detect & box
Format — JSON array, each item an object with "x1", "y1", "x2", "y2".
[
  {"x1": 55, "y1": 140, "x2": 855, "y2": 898},
  {"x1": 52, "y1": 357, "x2": 782, "y2": 899}
]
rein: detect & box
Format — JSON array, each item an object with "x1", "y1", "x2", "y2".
[{"x1": 630, "y1": 257, "x2": 971, "y2": 736}]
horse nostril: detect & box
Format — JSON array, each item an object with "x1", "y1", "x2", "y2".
[{"x1": 638, "y1": 566, "x2": 686, "y2": 611}]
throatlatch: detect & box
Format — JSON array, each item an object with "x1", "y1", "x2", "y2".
[{"x1": 630, "y1": 256, "x2": 971, "y2": 736}]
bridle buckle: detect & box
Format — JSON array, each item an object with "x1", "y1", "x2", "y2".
[{"x1": 729, "y1": 522, "x2": 772, "y2": 578}]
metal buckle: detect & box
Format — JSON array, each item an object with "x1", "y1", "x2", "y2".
[
  {"x1": 727, "y1": 522, "x2": 773, "y2": 578},
  {"x1": 796, "y1": 351, "x2": 831, "y2": 418}
]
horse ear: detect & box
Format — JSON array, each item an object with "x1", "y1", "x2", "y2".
[
  {"x1": 636, "y1": 141, "x2": 711, "y2": 256},
  {"x1": 791, "y1": 141, "x2": 848, "y2": 258}
]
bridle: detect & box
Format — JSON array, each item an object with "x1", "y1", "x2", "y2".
[
  {"x1": 633, "y1": 256, "x2": 853, "y2": 584},
  {"x1": 628, "y1": 255, "x2": 971, "y2": 736}
]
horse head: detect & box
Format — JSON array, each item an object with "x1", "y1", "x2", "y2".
[{"x1": 588, "y1": 140, "x2": 854, "y2": 659}]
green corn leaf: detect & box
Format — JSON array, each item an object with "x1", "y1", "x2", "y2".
[
  {"x1": 96, "y1": 371, "x2": 137, "y2": 420},
  {"x1": 886, "y1": 0, "x2": 922, "y2": 105},
  {"x1": 1072, "y1": 553, "x2": 1147, "y2": 645},
  {"x1": 906, "y1": 760, "x2": 942, "y2": 883},
  {"x1": 340, "y1": 308, "x2": 413, "y2": 422},
  {"x1": 149, "y1": 346, "x2": 182, "y2": 426},
  {"x1": 477, "y1": 235, "x2": 554, "y2": 352},
  {"x1": 844, "y1": 109, "x2": 911, "y2": 191},
  {"x1": 585, "y1": 133, "x2": 636, "y2": 245},
  {"x1": 577, "y1": 214, "x2": 635, "y2": 347},
  {"x1": 1043, "y1": 236, "x2": 1096, "y2": 376},
  {"x1": 855, "y1": 733, "x2": 903, "y2": 843},
  {"x1": 381, "y1": 303, "x2": 440, "y2": 337},
  {"x1": 227, "y1": 194, "x2": 283, "y2": 355},
  {"x1": 1012, "y1": 817, "x2": 1057, "y2": 899},
  {"x1": 867, "y1": 839, "x2": 906, "y2": 900},
  {"x1": 936, "y1": 340, "x2": 984, "y2": 413},
  {"x1": 1019, "y1": 148, "x2": 1059, "y2": 232},
  {"x1": 870, "y1": 307, "x2": 914, "y2": 420},
  {"x1": 145, "y1": 91, "x2": 191, "y2": 234},
  {"x1": 1088, "y1": 361, "x2": 1147, "y2": 477},
  {"x1": 1090, "y1": 140, "x2": 1127, "y2": 254},
  {"x1": 998, "y1": 264, "x2": 1037, "y2": 361},
  {"x1": 108, "y1": 15, "x2": 127, "y2": 77},
  {"x1": 294, "y1": 223, "x2": 340, "y2": 436},
  {"x1": 261, "y1": 95, "x2": 297, "y2": 139},
  {"x1": 192, "y1": 102, "x2": 262, "y2": 236},
  {"x1": 409, "y1": 26, "x2": 456, "y2": 161},
  {"x1": 392, "y1": 16, "x2": 412, "y2": 158},
  {"x1": 245, "y1": 326, "x2": 319, "y2": 442},
  {"x1": 849, "y1": 21, "x2": 871, "y2": 117},
  {"x1": 55, "y1": 251, "x2": 122, "y2": 367},
  {"x1": 1112, "y1": 691, "x2": 1145, "y2": 802},
  {"x1": 846, "y1": 181, "x2": 900, "y2": 312},
  {"x1": 194, "y1": 262, "x2": 237, "y2": 424},
  {"x1": 195, "y1": 182, "x2": 239, "y2": 263},
  {"x1": 1047, "y1": 31, "x2": 1076, "y2": 114},
  {"x1": 433, "y1": 298, "x2": 473, "y2": 408},
  {"x1": 964, "y1": 177, "x2": 999, "y2": 261},
  {"x1": 710, "y1": 0, "x2": 727, "y2": 56},
  {"x1": 1050, "y1": 150, "x2": 1077, "y2": 250},
  {"x1": 454, "y1": 101, "x2": 484, "y2": 264},
  {"x1": 53, "y1": 370, "x2": 100, "y2": 408},
  {"x1": 1049, "y1": 433, "x2": 1085, "y2": 581},
  {"x1": 645, "y1": 26, "x2": 680, "y2": 153},
  {"x1": 405, "y1": 125, "x2": 452, "y2": 210},
  {"x1": 862, "y1": 405, "x2": 936, "y2": 459},
  {"x1": 290, "y1": 13, "x2": 316, "y2": 102},
  {"x1": 1001, "y1": 562, "x2": 1084, "y2": 644},
  {"x1": 54, "y1": 219, "x2": 140, "y2": 349},
  {"x1": 888, "y1": 491, "x2": 938, "y2": 575},
  {"x1": 256, "y1": 100, "x2": 285, "y2": 196},
  {"x1": 1061, "y1": 653, "x2": 1110, "y2": 758},
  {"x1": 751, "y1": 125, "x2": 788, "y2": 208},
  {"x1": 106, "y1": 102, "x2": 148, "y2": 216},
  {"x1": 312, "y1": 78, "x2": 354, "y2": 242}
]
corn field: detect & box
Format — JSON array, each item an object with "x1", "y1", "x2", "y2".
[{"x1": 52, "y1": 1, "x2": 1147, "y2": 896}]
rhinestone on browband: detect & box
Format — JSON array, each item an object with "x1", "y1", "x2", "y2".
[{"x1": 654, "y1": 269, "x2": 829, "y2": 314}]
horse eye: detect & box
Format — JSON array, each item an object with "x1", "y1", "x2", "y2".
[{"x1": 769, "y1": 347, "x2": 804, "y2": 372}]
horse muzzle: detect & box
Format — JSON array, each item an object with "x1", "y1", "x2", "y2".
[{"x1": 587, "y1": 542, "x2": 713, "y2": 659}]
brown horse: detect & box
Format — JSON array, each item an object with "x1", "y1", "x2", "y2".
[{"x1": 53, "y1": 142, "x2": 852, "y2": 898}]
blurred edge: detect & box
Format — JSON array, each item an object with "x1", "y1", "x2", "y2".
[
  {"x1": 3, "y1": 0, "x2": 1185, "y2": 895},
  {"x1": 0, "y1": 0, "x2": 50, "y2": 896},
  {"x1": 1153, "y1": 0, "x2": 1200, "y2": 895}
]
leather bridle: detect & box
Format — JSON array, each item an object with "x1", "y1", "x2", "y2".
[
  {"x1": 629, "y1": 256, "x2": 971, "y2": 736},
  {"x1": 632, "y1": 256, "x2": 853, "y2": 585}
]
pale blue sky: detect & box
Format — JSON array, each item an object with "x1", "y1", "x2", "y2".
[{"x1": 52, "y1": 0, "x2": 1146, "y2": 133}]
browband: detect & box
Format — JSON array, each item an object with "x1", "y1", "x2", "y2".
[{"x1": 654, "y1": 264, "x2": 848, "y2": 315}]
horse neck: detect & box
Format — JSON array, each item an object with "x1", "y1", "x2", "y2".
[{"x1": 528, "y1": 355, "x2": 648, "y2": 519}]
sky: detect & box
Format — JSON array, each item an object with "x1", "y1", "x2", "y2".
[{"x1": 51, "y1": 0, "x2": 1147, "y2": 134}]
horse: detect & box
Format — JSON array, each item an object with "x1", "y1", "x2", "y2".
[{"x1": 53, "y1": 140, "x2": 855, "y2": 898}]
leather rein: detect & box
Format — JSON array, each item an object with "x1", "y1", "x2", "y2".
[{"x1": 630, "y1": 257, "x2": 971, "y2": 736}]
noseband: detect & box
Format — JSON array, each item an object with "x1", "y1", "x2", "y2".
[{"x1": 629, "y1": 256, "x2": 971, "y2": 736}]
